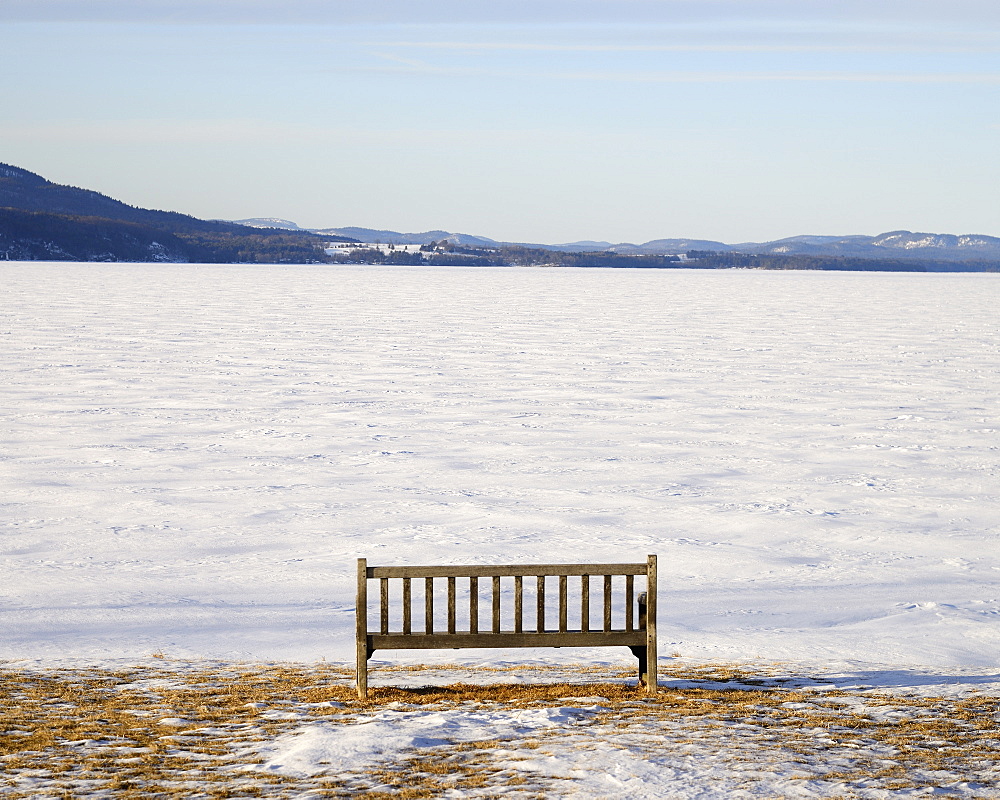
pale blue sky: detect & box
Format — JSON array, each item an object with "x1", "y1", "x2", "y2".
[{"x1": 3, "y1": 1, "x2": 998, "y2": 243}]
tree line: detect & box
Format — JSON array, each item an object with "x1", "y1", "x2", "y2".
[
  {"x1": 0, "y1": 208, "x2": 332, "y2": 263},
  {"x1": 684, "y1": 250, "x2": 999, "y2": 273},
  {"x1": 330, "y1": 242, "x2": 684, "y2": 268}
]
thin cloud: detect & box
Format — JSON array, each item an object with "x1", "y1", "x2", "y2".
[
  {"x1": 0, "y1": 119, "x2": 603, "y2": 147},
  {"x1": 368, "y1": 51, "x2": 440, "y2": 70},
  {"x1": 4, "y1": 0, "x2": 1000, "y2": 26},
  {"x1": 363, "y1": 40, "x2": 1000, "y2": 55},
  {"x1": 559, "y1": 71, "x2": 1000, "y2": 84},
  {"x1": 345, "y1": 63, "x2": 1000, "y2": 85},
  {"x1": 0, "y1": 119, "x2": 335, "y2": 145}
]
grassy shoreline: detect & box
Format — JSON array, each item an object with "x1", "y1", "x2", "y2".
[{"x1": 2, "y1": 661, "x2": 998, "y2": 798}]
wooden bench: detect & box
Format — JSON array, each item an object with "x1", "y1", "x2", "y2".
[{"x1": 355, "y1": 555, "x2": 657, "y2": 698}]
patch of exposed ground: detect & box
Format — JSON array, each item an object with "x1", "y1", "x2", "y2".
[{"x1": 1, "y1": 661, "x2": 998, "y2": 797}]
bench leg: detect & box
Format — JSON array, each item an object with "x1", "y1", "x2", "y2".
[
  {"x1": 357, "y1": 644, "x2": 374, "y2": 700},
  {"x1": 357, "y1": 648, "x2": 367, "y2": 700},
  {"x1": 628, "y1": 645, "x2": 648, "y2": 688}
]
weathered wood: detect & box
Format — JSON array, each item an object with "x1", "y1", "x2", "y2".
[
  {"x1": 470, "y1": 576, "x2": 479, "y2": 634},
  {"x1": 514, "y1": 576, "x2": 523, "y2": 633},
  {"x1": 536, "y1": 576, "x2": 545, "y2": 633},
  {"x1": 370, "y1": 630, "x2": 646, "y2": 650},
  {"x1": 625, "y1": 574, "x2": 634, "y2": 631},
  {"x1": 425, "y1": 577, "x2": 434, "y2": 634},
  {"x1": 603, "y1": 575, "x2": 612, "y2": 632},
  {"x1": 380, "y1": 577, "x2": 389, "y2": 635},
  {"x1": 492, "y1": 576, "x2": 500, "y2": 634},
  {"x1": 356, "y1": 558, "x2": 368, "y2": 700},
  {"x1": 402, "y1": 577, "x2": 411, "y2": 635},
  {"x1": 634, "y1": 596, "x2": 648, "y2": 687},
  {"x1": 558, "y1": 575, "x2": 568, "y2": 633},
  {"x1": 370, "y1": 563, "x2": 648, "y2": 579},
  {"x1": 646, "y1": 554, "x2": 658, "y2": 694},
  {"x1": 356, "y1": 557, "x2": 659, "y2": 698},
  {"x1": 447, "y1": 577, "x2": 457, "y2": 634}
]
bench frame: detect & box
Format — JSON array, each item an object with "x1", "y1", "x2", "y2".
[{"x1": 355, "y1": 555, "x2": 657, "y2": 698}]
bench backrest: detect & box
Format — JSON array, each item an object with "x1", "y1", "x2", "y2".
[{"x1": 357, "y1": 556, "x2": 656, "y2": 637}]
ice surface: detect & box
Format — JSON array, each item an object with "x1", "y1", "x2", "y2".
[{"x1": 2, "y1": 264, "x2": 998, "y2": 668}]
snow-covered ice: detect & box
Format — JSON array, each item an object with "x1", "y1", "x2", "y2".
[{"x1": 2, "y1": 263, "x2": 998, "y2": 668}]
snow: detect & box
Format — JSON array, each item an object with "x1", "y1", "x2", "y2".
[
  {"x1": 257, "y1": 705, "x2": 605, "y2": 777},
  {"x1": 2, "y1": 263, "x2": 999, "y2": 671},
  {"x1": 253, "y1": 705, "x2": 785, "y2": 797},
  {"x1": 240, "y1": 662, "x2": 1000, "y2": 797},
  {"x1": 325, "y1": 241, "x2": 425, "y2": 255}
]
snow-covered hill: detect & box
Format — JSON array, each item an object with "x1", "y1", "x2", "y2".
[
  {"x1": 613, "y1": 230, "x2": 1000, "y2": 260},
  {"x1": 231, "y1": 217, "x2": 304, "y2": 230},
  {"x1": 310, "y1": 226, "x2": 498, "y2": 247}
]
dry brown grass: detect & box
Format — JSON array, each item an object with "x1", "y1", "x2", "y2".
[
  {"x1": 1, "y1": 661, "x2": 997, "y2": 798},
  {"x1": 0, "y1": 663, "x2": 356, "y2": 798}
]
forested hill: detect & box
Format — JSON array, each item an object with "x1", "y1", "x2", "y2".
[
  {"x1": 0, "y1": 163, "x2": 356, "y2": 263},
  {"x1": 1, "y1": 163, "x2": 238, "y2": 234}
]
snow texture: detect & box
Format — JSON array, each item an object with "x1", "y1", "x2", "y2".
[
  {"x1": 246, "y1": 663, "x2": 1000, "y2": 798},
  {"x1": 2, "y1": 263, "x2": 999, "y2": 669},
  {"x1": 257, "y1": 705, "x2": 604, "y2": 777}
]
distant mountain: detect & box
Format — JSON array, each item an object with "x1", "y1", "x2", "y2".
[
  {"x1": 609, "y1": 238, "x2": 733, "y2": 255},
  {"x1": 312, "y1": 226, "x2": 449, "y2": 244},
  {"x1": 0, "y1": 164, "x2": 355, "y2": 263},
  {"x1": 316, "y1": 226, "x2": 610, "y2": 252},
  {"x1": 232, "y1": 217, "x2": 303, "y2": 231},
  {"x1": 232, "y1": 221, "x2": 507, "y2": 247},
  {"x1": 311, "y1": 226, "x2": 498, "y2": 247},
  {"x1": 297, "y1": 222, "x2": 1000, "y2": 263},
  {"x1": 732, "y1": 231, "x2": 1000, "y2": 261},
  {"x1": 556, "y1": 240, "x2": 615, "y2": 250},
  {"x1": 233, "y1": 213, "x2": 1000, "y2": 263},
  {"x1": 1, "y1": 163, "x2": 254, "y2": 236},
  {"x1": 623, "y1": 231, "x2": 1000, "y2": 262}
]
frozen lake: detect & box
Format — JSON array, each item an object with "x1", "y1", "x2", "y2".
[{"x1": 2, "y1": 263, "x2": 998, "y2": 668}]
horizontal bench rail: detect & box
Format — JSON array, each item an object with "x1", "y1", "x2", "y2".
[
  {"x1": 370, "y1": 631, "x2": 645, "y2": 650},
  {"x1": 356, "y1": 556, "x2": 657, "y2": 699},
  {"x1": 368, "y1": 563, "x2": 649, "y2": 578}
]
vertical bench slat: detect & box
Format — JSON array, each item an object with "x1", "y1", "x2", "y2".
[
  {"x1": 356, "y1": 558, "x2": 368, "y2": 700},
  {"x1": 581, "y1": 575, "x2": 590, "y2": 631},
  {"x1": 536, "y1": 575, "x2": 545, "y2": 633},
  {"x1": 514, "y1": 575, "x2": 523, "y2": 633},
  {"x1": 447, "y1": 577, "x2": 457, "y2": 634},
  {"x1": 646, "y1": 554, "x2": 658, "y2": 694},
  {"x1": 470, "y1": 576, "x2": 479, "y2": 634},
  {"x1": 492, "y1": 576, "x2": 501, "y2": 633},
  {"x1": 402, "y1": 577, "x2": 412, "y2": 635},
  {"x1": 558, "y1": 575, "x2": 568, "y2": 633},
  {"x1": 425, "y1": 577, "x2": 434, "y2": 634},
  {"x1": 603, "y1": 575, "x2": 612, "y2": 632},
  {"x1": 380, "y1": 577, "x2": 389, "y2": 635},
  {"x1": 625, "y1": 574, "x2": 634, "y2": 631}
]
